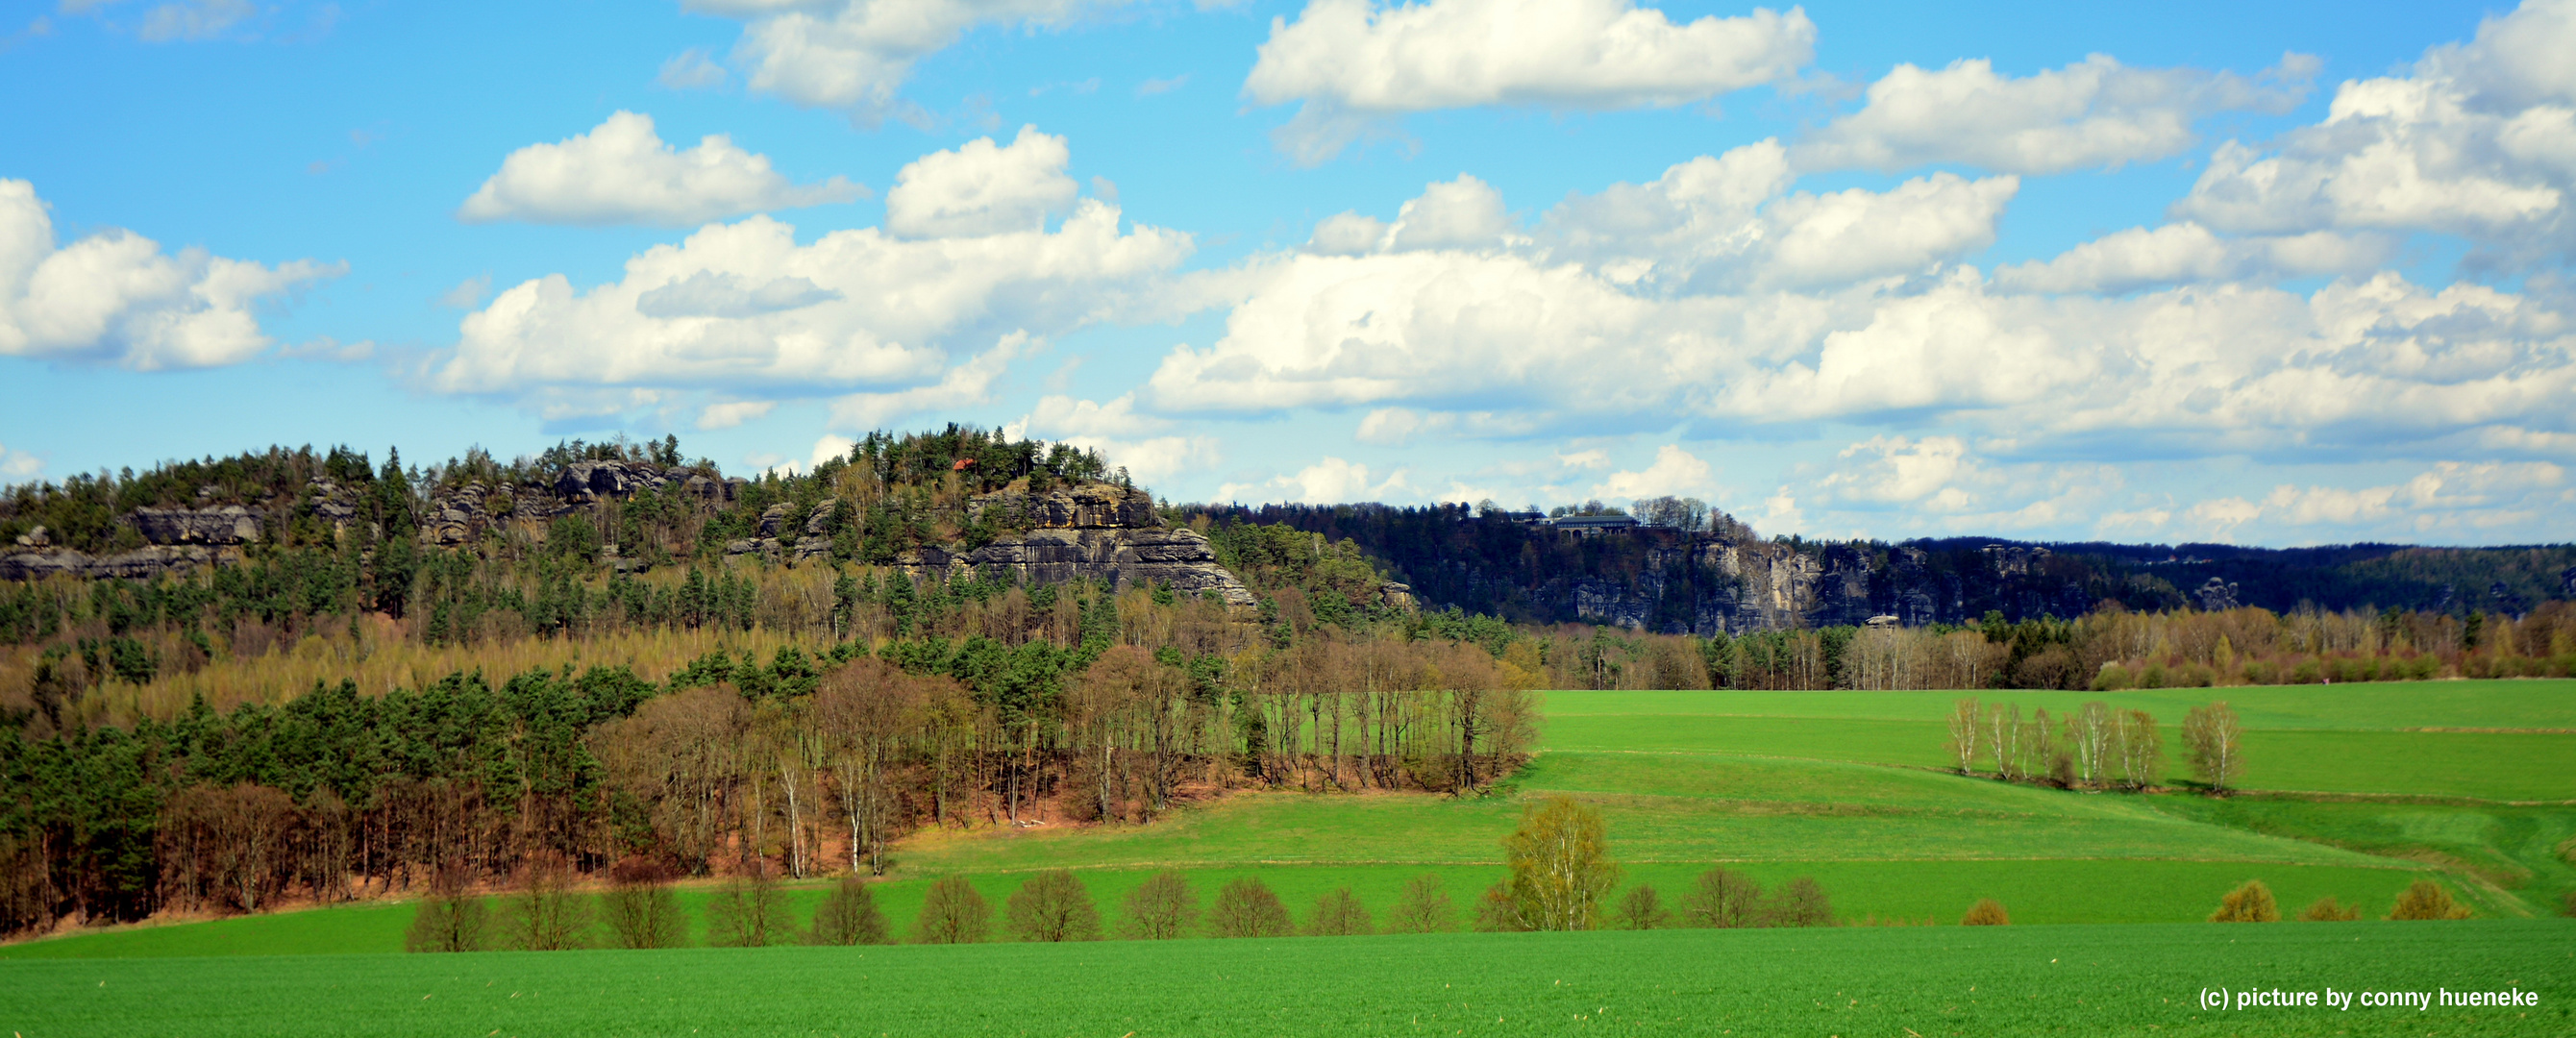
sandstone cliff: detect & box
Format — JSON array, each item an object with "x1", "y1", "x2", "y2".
[{"x1": 717, "y1": 482, "x2": 1258, "y2": 608}]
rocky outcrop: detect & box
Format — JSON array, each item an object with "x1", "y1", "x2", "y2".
[
  {"x1": 902, "y1": 526, "x2": 1256, "y2": 608},
  {"x1": 0, "y1": 546, "x2": 223, "y2": 581},
  {"x1": 714, "y1": 483, "x2": 1260, "y2": 607},
  {"x1": 967, "y1": 483, "x2": 1158, "y2": 530},
  {"x1": 129, "y1": 506, "x2": 260, "y2": 545},
  {"x1": 913, "y1": 485, "x2": 1253, "y2": 607},
  {"x1": 421, "y1": 463, "x2": 737, "y2": 546},
  {"x1": 0, "y1": 506, "x2": 259, "y2": 580}
]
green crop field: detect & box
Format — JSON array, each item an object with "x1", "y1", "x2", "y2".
[
  {"x1": 6, "y1": 676, "x2": 2571, "y2": 1037},
  {"x1": 4, "y1": 921, "x2": 2567, "y2": 1037},
  {"x1": 1542, "y1": 680, "x2": 2576, "y2": 801}
]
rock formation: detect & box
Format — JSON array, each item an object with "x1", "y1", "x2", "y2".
[
  {"x1": 928, "y1": 484, "x2": 1254, "y2": 607},
  {"x1": 718, "y1": 483, "x2": 1260, "y2": 608}
]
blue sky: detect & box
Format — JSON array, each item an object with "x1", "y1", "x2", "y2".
[{"x1": 2, "y1": 0, "x2": 2569, "y2": 547}]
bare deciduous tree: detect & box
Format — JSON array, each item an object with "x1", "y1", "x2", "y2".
[
  {"x1": 1767, "y1": 876, "x2": 1834, "y2": 927},
  {"x1": 1207, "y1": 877, "x2": 1294, "y2": 938},
  {"x1": 1382, "y1": 873, "x2": 1454, "y2": 933},
  {"x1": 1120, "y1": 870, "x2": 1199, "y2": 939},
  {"x1": 1005, "y1": 869, "x2": 1101, "y2": 942},
  {"x1": 403, "y1": 859, "x2": 487, "y2": 952},
  {"x1": 1612, "y1": 883, "x2": 1671, "y2": 930},
  {"x1": 501, "y1": 850, "x2": 594, "y2": 951},
  {"x1": 600, "y1": 856, "x2": 685, "y2": 949},
  {"x1": 1679, "y1": 867, "x2": 1766, "y2": 928},
  {"x1": 809, "y1": 875, "x2": 889, "y2": 946},
  {"x1": 707, "y1": 862, "x2": 797, "y2": 946},
  {"x1": 914, "y1": 875, "x2": 991, "y2": 944},
  {"x1": 1304, "y1": 887, "x2": 1373, "y2": 936}
]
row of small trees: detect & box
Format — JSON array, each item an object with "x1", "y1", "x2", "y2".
[
  {"x1": 1944, "y1": 697, "x2": 2247, "y2": 792},
  {"x1": 407, "y1": 863, "x2": 1481, "y2": 952}
]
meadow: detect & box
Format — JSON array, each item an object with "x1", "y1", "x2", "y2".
[
  {"x1": 1541, "y1": 680, "x2": 2576, "y2": 801},
  {"x1": 3, "y1": 921, "x2": 2566, "y2": 1037},
  {"x1": 3, "y1": 678, "x2": 2569, "y2": 1036}
]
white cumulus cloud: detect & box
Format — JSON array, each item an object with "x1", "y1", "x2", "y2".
[
  {"x1": 1792, "y1": 53, "x2": 2314, "y2": 175},
  {"x1": 883, "y1": 125, "x2": 1080, "y2": 238},
  {"x1": 436, "y1": 161, "x2": 1187, "y2": 412},
  {"x1": 1245, "y1": 0, "x2": 1813, "y2": 161},
  {"x1": 2173, "y1": 0, "x2": 2576, "y2": 259},
  {"x1": 1994, "y1": 222, "x2": 2393, "y2": 294},
  {"x1": 1221, "y1": 457, "x2": 1411, "y2": 505},
  {"x1": 1818, "y1": 435, "x2": 1974, "y2": 509},
  {"x1": 0, "y1": 442, "x2": 42, "y2": 482},
  {"x1": 1537, "y1": 140, "x2": 2018, "y2": 289},
  {"x1": 697, "y1": 0, "x2": 1133, "y2": 117},
  {"x1": 0, "y1": 179, "x2": 340, "y2": 369},
  {"x1": 1018, "y1": 393, "x2": 1222, "y2": 486},
  {"x1": 1592, "y1": 444, "x2": 1716, "y2": 501},
  {"x1": 457, "y1": 111, "x2": 864, "y2": 226}
]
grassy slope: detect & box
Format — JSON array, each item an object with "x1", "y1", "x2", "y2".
[
  {"x1": 8, "y1": 679, "x2": 2567, "y2": 960},
  {"x1": 1543, "y1": 680, "x2": 2576, "y2": 801},
  {"x1": 5, "y1": 922, "x2": 2568, "y2": 1037}
]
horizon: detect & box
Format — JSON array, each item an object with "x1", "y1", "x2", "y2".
[{"x1": 4, "y1": 0, "x2": 2572, "y2": 550}]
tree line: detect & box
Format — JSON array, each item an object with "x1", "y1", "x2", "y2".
[
  {"x1": 0, "y1": 602, "x2": 1537, "y2": 937},
  {"x1": 1943, "y1": 697, "x2": 2246, "y2": 793}
]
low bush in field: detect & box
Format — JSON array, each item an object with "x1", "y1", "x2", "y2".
[
  {"x1": 1961, "y1": 899, "x2": 2011, "y2": 926},
  {"x1": 2209, "y1": 880, "x2": 2279, "y2": 923}
]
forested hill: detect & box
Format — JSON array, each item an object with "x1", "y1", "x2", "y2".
[{"x1": 1176, "y1": 503, "x2": 2576, "y2": 634}]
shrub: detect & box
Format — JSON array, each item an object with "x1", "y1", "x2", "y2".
[
  {"x1": 809, "y1": 876, "x2": 889, "y2": 946},
  {"x1": 1961, "y1": 898, "x2": 2010, "y2": 926},
  {"x1": 707, "y1": 864, "x2": 798, "y2": 947},
  {"x1": 2209, "y1": 880, "x2": 2279, "y2": 923},
  {"x1": 1679, "y1": 867, "x2": 1767, "y2": 928},
  {"x1": 2296, "y1": 896, "x2": 2361, "y2": 922},
  {"x1": 1304, "y1": 888, "x2": 1374, "y2": 936},
  {"x1": 1612, "y1": 883, "x2": 1672, "y2": 930},
  {"x1": 601, "y1": 857, "x2": 685, "y2": 950},
  {"x1": 1006, "y1": 869, "x2": 1101, "y2": 942},
  {"x1": 1769, "y1": 877, "x2": 1834, "y2": 927},
  {"x1": 1120, "y1": 871, "x2": 1199, "y2": 939},
  {"x1": 1383, "y1": 873, "x2": 1455, "y2": 933},
  {"x1": 403, "y1": 860, "x2": 486, "y2": 953},
  {"x1": 1207, "y1": 877, "x2": 1294, "y2": 938},
  {"x1": 914, "y1": 876, "x2": 992, "y2": 944},
  {"x1": 2386, "y1": 879, "x2": 2471, "y2": 921}
]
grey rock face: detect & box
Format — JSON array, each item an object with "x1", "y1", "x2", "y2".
[
  {"x1": 129, "y1": 506, "x2": 260, "y2": 545},
  {"x1": 900, "y1": 525, "x2": 1256, "y2": 608},
  {"x1": 0, "y1": 546, "x2": 219, "y2": 581},
  {"x1": 967, "y1": 483, "x2": 1159, "y2": 530},
  {"x1": 756, "y1": 504, "x2": 795, "y2": 538}
]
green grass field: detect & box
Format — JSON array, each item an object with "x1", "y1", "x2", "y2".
[
  {"x1": 4, "y1": 921, "x2": 2566, "y2": 1037},
  {"x1": 5, "y1": 677, "x2": 2571, "y2": 1036},
  {"x1": 1541, "y1": 680, "x2": 2576, "y2": 801}
]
